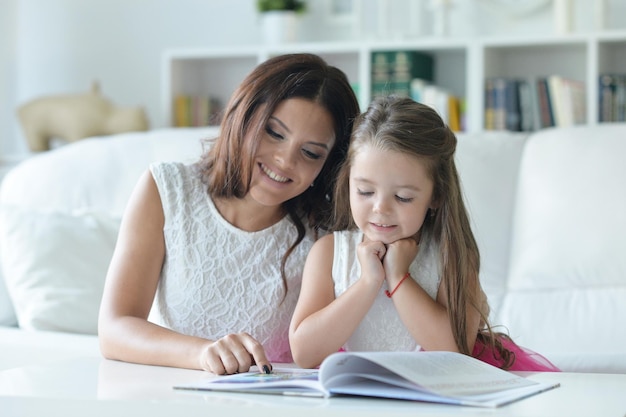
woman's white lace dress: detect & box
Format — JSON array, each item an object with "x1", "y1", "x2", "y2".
[
  {"x1": 149, "y1": 162, "x2": 315, "y2": 362},
  {"x1": 332, "y1": 230, "x2": 441, "y2": 352}
]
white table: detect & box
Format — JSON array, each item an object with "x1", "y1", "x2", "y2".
[{"x1": 1, "y1": 356, "x2": 625, "y2": 417}]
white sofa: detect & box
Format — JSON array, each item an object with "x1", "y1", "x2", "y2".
[{"x1": 1, "y1": 124, "x2": 625, "y2": 373}]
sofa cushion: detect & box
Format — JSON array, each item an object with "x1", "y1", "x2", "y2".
[
  {"x1": 455, "y1": 131, "x2": 528, "y2": 311},
  {"x1": 0, "y1": 127, "x2": 215, "y2": 216},
  {"x1": 0, "y1": 264, "x2": 17, "y2": 326},
  {"x1": 0, "y1": 127, "x2": 217, "y2": 332},
  {"x1": 498, "y1": 125, "x2": 626, "y2": 372},
  {"x1": 0, "y1": 207, "x2": 120, "y2": 334}
]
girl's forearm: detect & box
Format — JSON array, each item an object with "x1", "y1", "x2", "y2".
[
  {"x1": 290, "y1": 278, "x2": 380, "y2": 368},
  {"x1": 388, "y1": 279, "x2": 461, "y2": 352}
]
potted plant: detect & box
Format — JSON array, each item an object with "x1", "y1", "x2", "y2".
[
  {"x1": 257, "y1": 0, "x2": 306, "y2": 13},
  {"x1": 256, "y1": 0, "x2": 306, "y2": 44}
]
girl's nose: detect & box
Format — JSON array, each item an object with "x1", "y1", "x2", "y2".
[{"x1": 373, "y1": 197, "x2": 389, "y2": 214}]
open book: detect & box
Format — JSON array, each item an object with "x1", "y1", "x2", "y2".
[{"x1": 174, "y1": 351, "x2": 559, "y2": 408}]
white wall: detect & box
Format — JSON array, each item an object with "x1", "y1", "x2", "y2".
[
  {"x1": 1, "y1": 0, "x2": 18, "y2": 159},
  {"x1": 3, "y1": 0, "x2": 625, "y2": 158},
  {"x1": 10, "y1": 0, "x2": 264, "y2": 157}
]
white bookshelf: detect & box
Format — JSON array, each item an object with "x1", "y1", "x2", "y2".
[{"x1": 162, "y1": 31, "x2": 626, "y2": 133}]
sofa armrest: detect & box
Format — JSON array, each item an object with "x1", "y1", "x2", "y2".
[{"x1": 0, "y1": 326, "x2": 100, "y2": 371}]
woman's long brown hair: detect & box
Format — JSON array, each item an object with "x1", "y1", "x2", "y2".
[{"x1": 198, "y1": 53, "x2": 360, "y2": 292}]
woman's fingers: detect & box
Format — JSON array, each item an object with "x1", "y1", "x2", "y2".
[
  {"x1": 203, "y1": 333, "x2": 271, "y2": 375},
  {"x1": 239, "y1": 333, "x2": 272, "y2": 374}
]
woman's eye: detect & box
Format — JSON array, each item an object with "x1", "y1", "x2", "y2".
[
  {"x1": 303, "y1": 149, "x2": 322, "y2": 160},
  {"x1": 265, "y1": 127, "x2": 283, "y2": 140},
  {"x1": 396, "y1": 196, "x2": 413, "y2": 203}
]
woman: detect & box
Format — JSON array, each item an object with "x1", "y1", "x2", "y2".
[{"x1": 98, "y1": 53, "x2": 360, "y2": 374}]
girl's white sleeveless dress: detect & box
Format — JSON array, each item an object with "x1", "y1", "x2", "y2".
[{"x1": 331, "y1": 230, "x2": 441, "y2": 352}]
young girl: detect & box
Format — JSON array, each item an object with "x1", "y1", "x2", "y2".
[
  {"x1": 289, "y1": 95, "x2": 559, "y2": 372},
  {"x1": 98, "y1": 53, "x2": 360, "y2": 375}
]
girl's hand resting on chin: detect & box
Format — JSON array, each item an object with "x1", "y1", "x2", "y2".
[
  {"x1": 356, "y1": 240, "x2": 387, "y2": 289},
  {"x1": 383, "y1": 238, "x2": 419, "y2": 287}
]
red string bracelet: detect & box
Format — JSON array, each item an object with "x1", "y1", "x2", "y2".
[{"x1": 385, "y1": 272, "x2": 411, "y2": 298}]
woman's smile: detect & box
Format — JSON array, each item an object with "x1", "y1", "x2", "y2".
[{"x1": 260, "y1": 162, "x2": 290, "y2": 184}]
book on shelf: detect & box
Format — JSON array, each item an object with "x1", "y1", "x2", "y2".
[
  {"x1": 517, "y1": 78, "x2": 536, "y2": 132},
  {"x1": 599, "y1": 74, "x2": 615, "y2": 122},
  {"x1": 547, "y1": 75, "x2": 586, "y2": 127},
  {"x1": 447, "y1": 95, "x2": 462, "y2": 132},
  {"x1": 536, "y1": 77, "x2": 555, "y2": 129},
  {"x1": 484, "y1": 78, "x2": 496, "y2": 130},
  {"x1": 599, "y1": 73, "x2": 626, "y2": 123},
  {"x1": 371, "y1": 50, "x2": 434, "y2": 98},
  {"x1": 174, "y1": 351, "x2": 560, "y2": 408},
  {"x1": 504, "y1": 78, "x2": 521, "y2": 131},
  {"x1": 484, "y1": 75, "x2": 585, "y2": 132},
  {"x1": 492, "y1": 77, "x2": 507, "y2": 130},
  {"x1": 615, "y1": 75, "x2": 626, "y2": 122},
  {"x1": 519, "y1": 76, "x2": 544, "y2": 132},
  {"x1": 484, "y1": 77, "x2": 521, "y2": 131},
  {"x1": 411, "y1": 78, "x2": 464, "y2": 132},
  {"x1": 173, "y1": 95, "x2": 221, "y2": 127},
  {"x1": 369, "y1": 51, "x2": 463, "y2": 132}
]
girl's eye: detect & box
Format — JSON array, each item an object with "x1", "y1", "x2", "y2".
[
  {"x1": 396, "y1": 196, "x2": 413, "y2": 203},
  {"x1": 357, "y1": 189, "x2": 373, "y2": 196},
  {"x1": 265, "y1": 126, "x2": 283, "y2": 140}
]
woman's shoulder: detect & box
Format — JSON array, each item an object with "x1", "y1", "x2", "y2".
[
  {"x1": 149, "y1": 160, "x2": 194, "y2": 177},
  {"x1": 150, "y1": 161, "x2": 202, "y2": 187},
  {"x1": 149, "y1": 161, "x2": 206, "y2": 215}
]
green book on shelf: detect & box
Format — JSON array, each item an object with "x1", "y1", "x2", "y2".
[{"x1": 371, "y1": 50, "x2": 434, "y2": 98}]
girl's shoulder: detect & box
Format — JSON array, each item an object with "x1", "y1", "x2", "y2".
[
  {"x1": 306, "y1": 232, "x2": 336, "y2": 261},
  {"x1": 313, "y1": 232, "x2": 334, "y2": 249},
  {"x1": 332, "y1": 229, "x2": 363, "y2": 246}
]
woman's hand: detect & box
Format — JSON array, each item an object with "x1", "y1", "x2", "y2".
[
  {"x1": 383, "y1": 238, "x2": 419, "y2": 287},
  {"x1": 356, "y1": 239, "x2": 387, "y2": 289},
  {"x1": 201, "y1": 332, "x2": 271, "y2": 375}
]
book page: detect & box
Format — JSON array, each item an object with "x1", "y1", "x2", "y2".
[
  {"x1": 174, "y1": 368, "x2": 327, "y2": 397},
  {"x1": 320, "y1": 351, "x2": 537, "y2": 397}
]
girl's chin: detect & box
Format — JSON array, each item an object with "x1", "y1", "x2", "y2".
[
  {"x1": 363, "y1": 233, "x2": 395, "y2": 245},
  {"x1": 363, "y1": 231, "x2": 414, "y2": 245}
]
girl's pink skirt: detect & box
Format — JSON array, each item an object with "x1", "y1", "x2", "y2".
[{"x1": 472, "y1": 337, "x2": 561, "y2": 372}]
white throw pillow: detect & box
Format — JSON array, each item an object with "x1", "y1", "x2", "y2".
[
  {"x1": 0, "y1": 206, "x2": 120, "y2": 334},
  {"x1": 500, "y1": 125, "x2": 626, "y2": 354}
]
